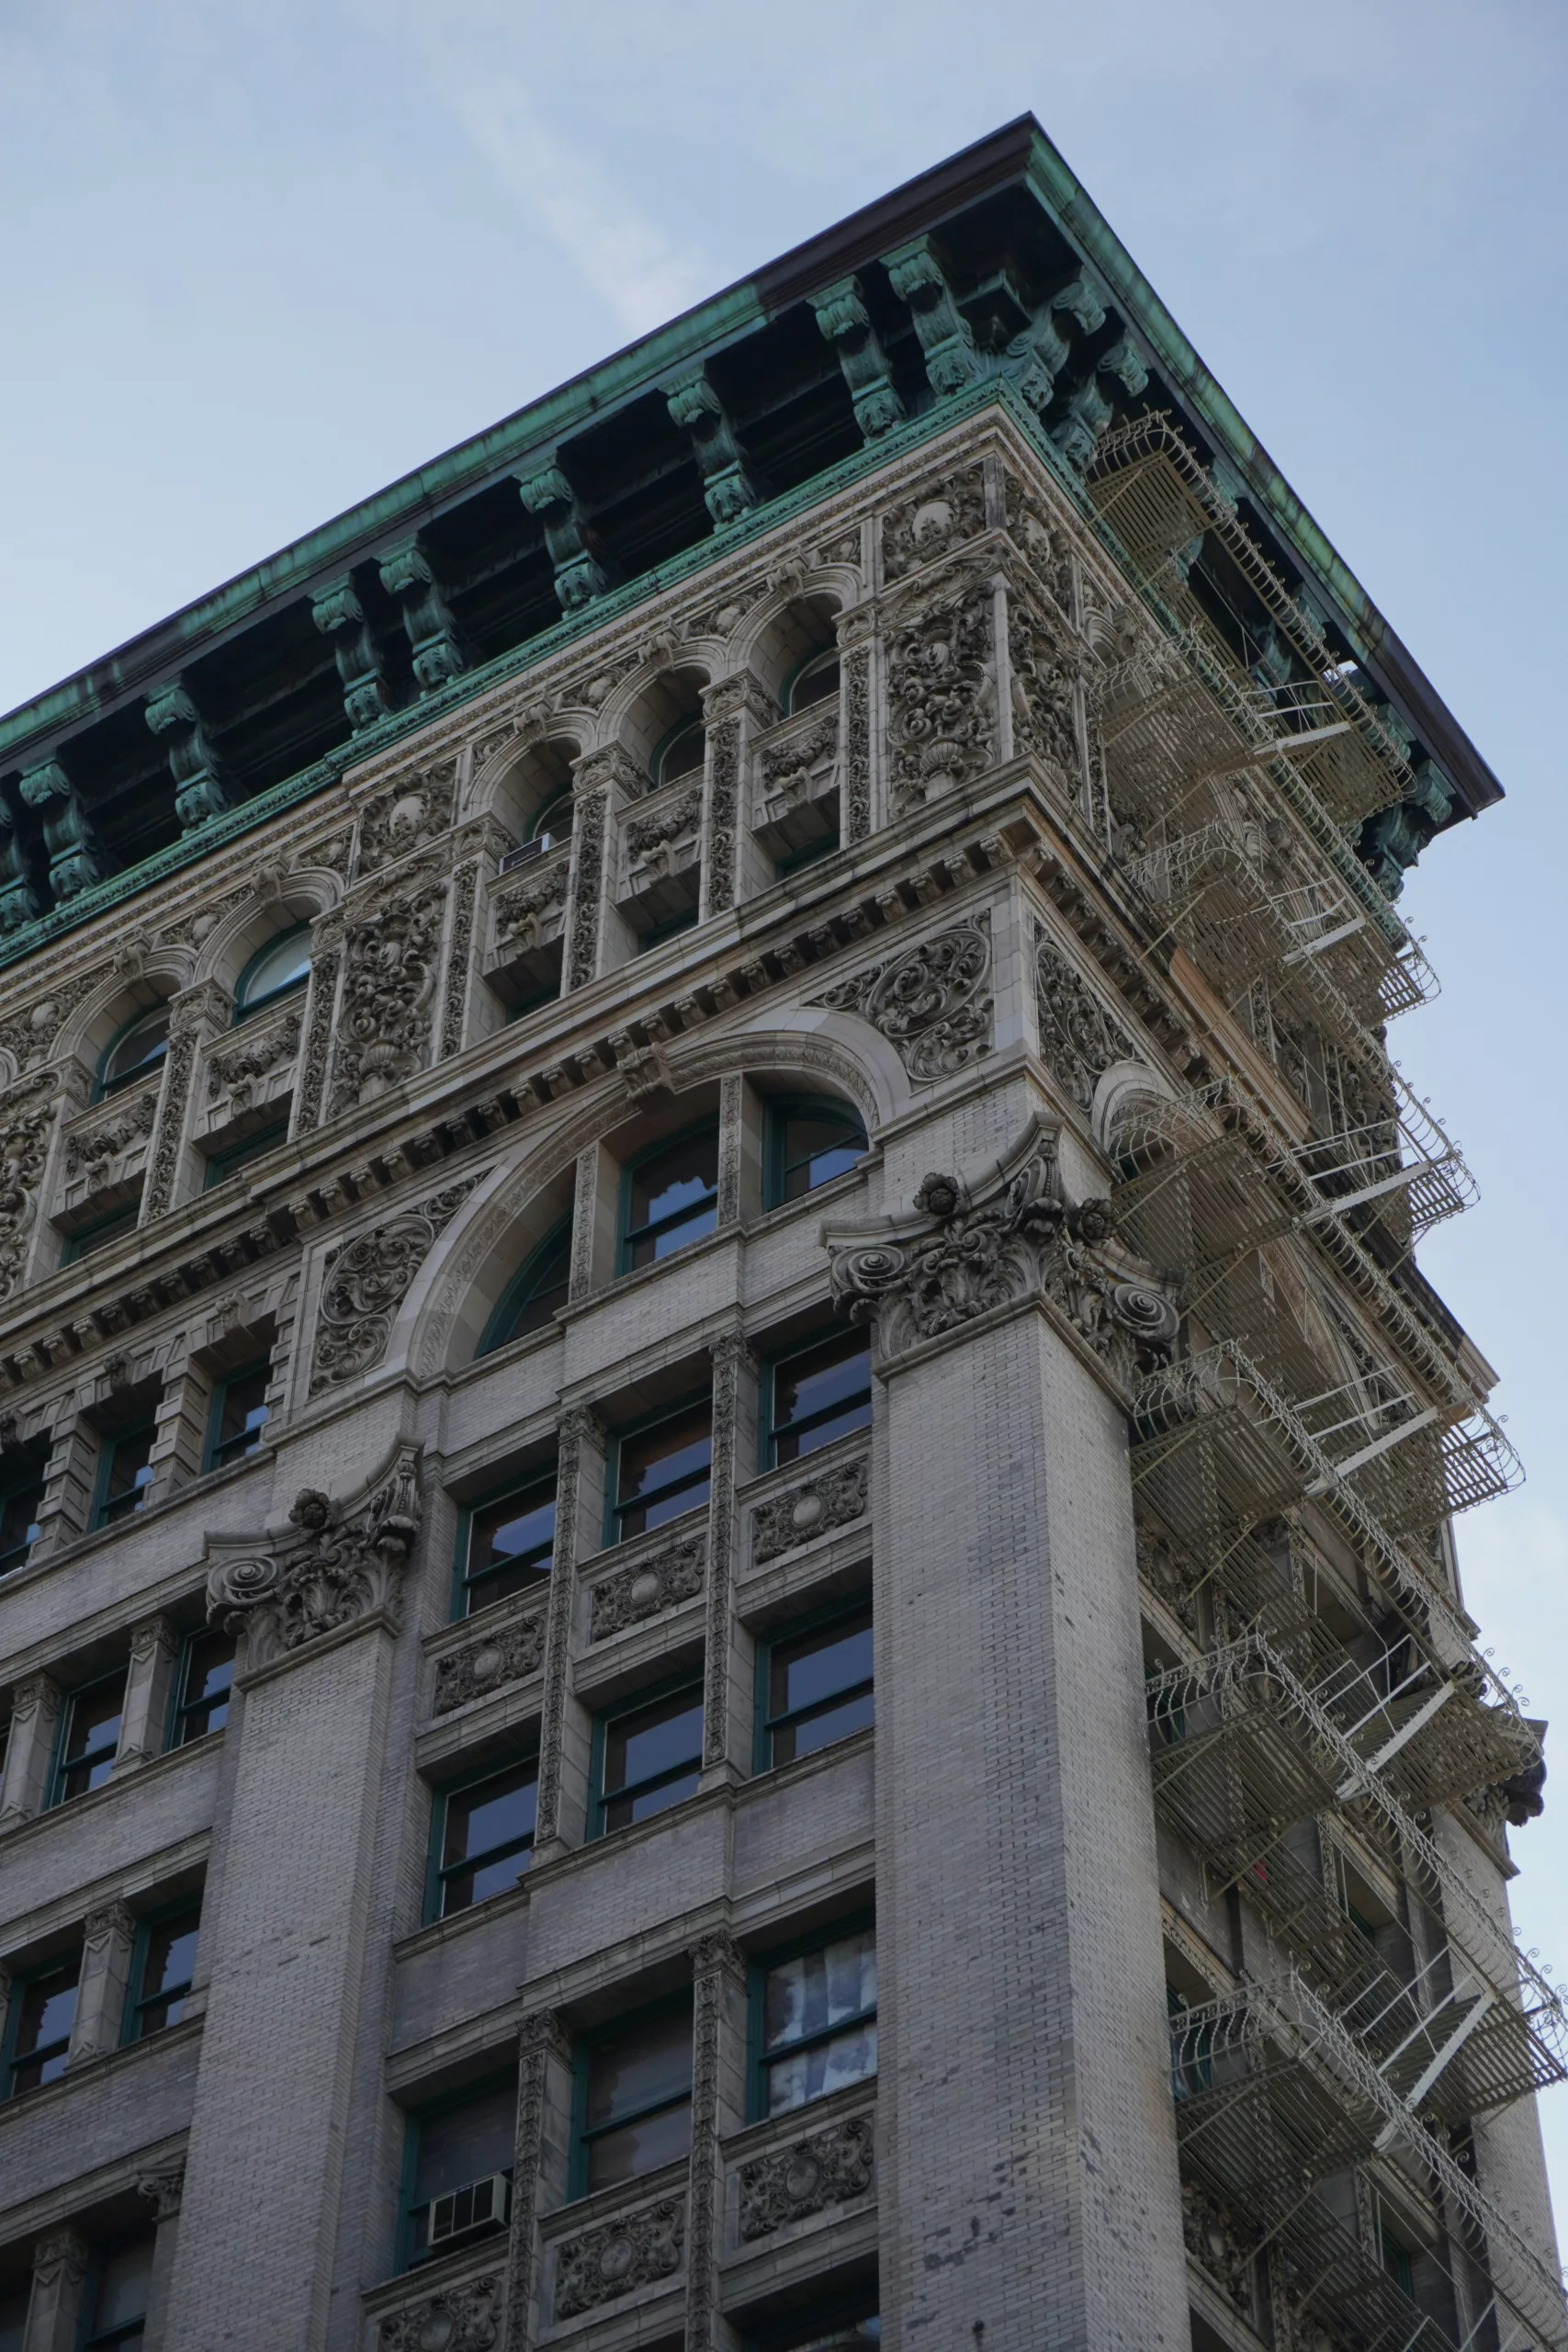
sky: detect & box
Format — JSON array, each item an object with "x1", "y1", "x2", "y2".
[{"x1": 4, "y1": 0, "x2": 1567, "y2": 2229}]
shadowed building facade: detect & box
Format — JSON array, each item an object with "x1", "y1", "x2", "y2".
[{"x1": 0, "y1": 116, "x2": 1560, "y2": 2352}]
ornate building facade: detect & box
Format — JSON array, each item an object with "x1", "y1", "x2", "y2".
[{"x1": 0, "y1": 116, "x2": 1560, "y2": 2352}]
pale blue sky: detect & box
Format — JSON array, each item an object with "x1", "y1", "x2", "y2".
[{"x1": 4, "y1": 0, "x2": 1567, "y2": 2219}]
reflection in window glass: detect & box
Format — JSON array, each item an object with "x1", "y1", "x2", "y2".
[
  {"x1": 436, "y1": 1761, "x2": 537, "y2": 1916},
  {"x1": 235, "y1": 926, "x2": 310, "y2": 1018},
  {"x1": 761, "y1": 1928, "x2": 877, "y2": 2115},
  {"x1": 129, "y1": 1911, "x2": 200, "y2": 2040},
  {"x1": 788, "y1": 649, "x2": 840, "y2": 713},
  {"x1": 6, "y1": 1956, "x2": 79, "y2": 2096},
  {"x1": 479, "y1": 1221, "x2": 571, "y2": 1353},
  {"x1": 96, "y1": 1427, "x2": 155, "y2": 1529},
  {"x1": 599, "y1": 1687, "x2": 704, "y2": 1833},
  {"x1": 765, "y1": 1608, "x2": 874, "y2": 1766},
  {"x1": 0, "y1": 1469, "x2": 43, "y2": 1575},
  {"x1": 83, "y1": 2236, "x2": 153, "y2": 2351},
  {"x1": 54, "y1": 1674, "x2": 126, "y2": 1803},
  {"x1": 207, "y1": 1363, "x2": 270, "y2": 1471},
  {"x1": 772, "y1": 1103, "x2": 866, "y2": 1205},
  {"x1": 406, "y1": 2082, "x2": 516, "y2": 2265},
  {"x1": 461, "y1": 1481, "x2": 556, "y2": 1616},
  {"x1": 99, "y1": 1008, "x2": 170, "y2": 1097},
  {"x1": 613, "y1": 1405, "x2": 712, "y2": 1541},
  {"x1": 653, "y1": 718, "x2": 705, "y2": 787},
  {"x1": 623, "y1": 1128, "x2": 719, "y2": 1270},
  {"x1": 581, "y1": 2004, "x2": 693, "y2": 2191},
  {"x1": 767, "y1": 1329, "x2": 872, "y2": 1466},
  {"x1": 175, "y1": 1629, "x2": 234, "y2": 1744}
]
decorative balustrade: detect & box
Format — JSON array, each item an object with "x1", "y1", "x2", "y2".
[
  {"x1": 750, "y1": 703, "x2": 841, "y2": 862},
  {"x1": 724, "y1": 2088, "x2": 876, "y2": 2253},
  {"x1": 741, "y1": 1441, "x2": 870, "y2": 1573},
  {"x1": 427, "y1": 1588, "x2": 550, "y2": 1718},
  {"x1": 540, "y1": 2168, "x2": 687, "y2": 2329}
]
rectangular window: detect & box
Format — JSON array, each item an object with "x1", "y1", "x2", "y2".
[
  {"x1": 95, "y1": 1425, "x2": 156, "y2": 1529},
  {"x1": 761, "y1": 1606, "x2": 874, "y2": 1768},
  {"x1": 52, "y1": 1671, "x2": 126, "y2": 1804},
  {"x1": 596, "y1": 1684, "x2": 704, "y2": 1835},
  {"x1": 457, "y1": 1478, "x2": 556, "y2": 1618},
  {"x1": 125, "y1": 1905, "x2": 200, "y2": 2041},
  {"x1": 404, "y1": 2079, "x2": 516, "y2": 2267},
  {"x1": 0, "y1": 1466, "x2": 43, "y2": 1577},
  {"x1": 578, "y1": 2002, "x2": 693, "y2": 2194},
  {"x1": 82, "y1": 2236, "x2": 153, "y2": 2352},
  {"x1": 204, "y1": 1361, "x2": 271, "y2": 1472},
  {"x1": 764, "y1": 1329, "x2": 871, "y2": 1468},
  {"x1": 61, "y1": 1200, "x2": 141, "y2": 1266},
  {"x1": 430, "y1": 1759, "x2": 537, "y2": 1918},
  {"x1": 5, "y1": 1952, "x2": 80, "y2": 2097},
  {"x1": 620, "y1": 1125, "x2": 719, "y2": 1271},
  {"x1": 756, "y1": 1925, "x2": 876, "y2": 2118},
  {"x1": 173, "y1": 1628, "x2": 234, "y2": 1744},
  {"x1": 610, "y1": 1400, "x2": 711, "y2": 1544},
  {"x1": 766, "y1": 1100, "x2": 867, "y2": 1207},
  {"x1": 204, "y1": 1119, "x2": 289, "y2": 1189}
]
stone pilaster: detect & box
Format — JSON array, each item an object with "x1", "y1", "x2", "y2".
[
  {"x1": 138, "y1": 2161, "x2": 187, "y2": 2352},
  {"x1": 0, "y1": 1670, "x2": 62, "y2": 1826},
  {"x1": 436, "y1": 851, "x2": 482, "y2": 1061},
  {"x1": 532, "y1": 1408, "x2": 602, "y2": 1859},
  {"x1": 562, "y1": 751, "x2": 625, "y2": 991},
  {"x1": 716, "y1": 1074, "x2": 745, "y2": 1229},
  {"x1": 699, "y1": 673, "x2": 774, "y2": 919},
  {"x1": 71, "y1": 1898, "x2": 138, "y2": 2064},
  {"x1": 293, "y1": 912, "x2": 343, "y2": 1136},
  {"x1": 700, "y1": 1333, "x2": 756, "y2": 1786},
  {"x1": 838, "y1": 618, "x2": 874, "y2": 845},
  {"x1": 22, "y1": 2227, "x2": 90, "y2": 2352},
  {"x1": 114, "y1": 1614, "x2": 180, "y2": 1773},
  {"x1": 502, "y1": 2010, "x2": 574, "y2": 2352},
  {"x1": 143, "y1": 980, "x2": 228, "y2": 1220},
  {"x1": 684, "y1": 1931, "x2": 748, "y2": 2352}
]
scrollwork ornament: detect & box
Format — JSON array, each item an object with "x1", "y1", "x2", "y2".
[
  {"x1": 330, "y1": 865, "x2": 446, "y2": 1112},
  {"x1": 310, "y1": 1177, "x2": 481, "y2": 1393},
  {"x1": 738, "y1": 2113, "x2": 874, "y2": 2239},
  {"x1": 753, "y1": 1458, "x2": 868, "y2": 1562},
  {"x1": 554, "y1": 2196, "x2": 684, "y2": 2319},
  {"x1": 205, "y1": 1442, "x2": 421, "y2": 1666},
  {"x1": 0, "y1": 1071, "x2": 63, "y2": 1297},
  {"x1": 884, "y1": 565, "x2": 996, "y2": 810},
  {"x1": 811, "y1": 911, "x2": 993, "y2": 1082},
  {"x1": 1032, "y1": 923, "x2": 1141, "y2": 1112},
  {"x1": 379, "y1": 2274, "x2": 501, "y2": 2352},
  {"x1": 589, "y1": 1533, "x2": 705, "y2": 1642}
]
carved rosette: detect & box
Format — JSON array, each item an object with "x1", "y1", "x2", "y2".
[
  {"x1": 1032, "y1": 923, "x2": 1142, "y2": 1113},
  {"x1": 737, "y1": 2112, "x2": 874, "y2": 2240},
  {"x1": 589, "y1": 1532, "x2": 705, "y2": 1642},
  {"x1": 330, "y1": 864, "x2": 446, "y2": 1113},
  {"x1": 310, "y1": 1177, "x2": 481, "y2": 1394},
  {"x1": 810, "y1": 910, "x2": 993, "y2": 1081},
  {"x1": 825, "y1": 1116, "x2": 1179, "y2": 1384},
  {"x1": 434, "y1": 1605, "x2": 547, "y2": 1713},
  {"x1": 752, "y1": 1458, "x2": 868, "y2": 1564},
  {"x1": 379, "y1": 2272, "x2": 501, "y2": 2351},
  {"x1": 884, "y1": 562, "x2": 996, "y2": 811},
  {"x1": 553, "y1": 2194, "x2": 685, "y2": 2319},
  {"x1": 205, "y1": 1442, "x2": 421, "y2": 1668}
]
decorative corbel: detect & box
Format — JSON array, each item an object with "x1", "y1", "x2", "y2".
[
  {"x1": 885, "y1": 236, "x2": 981, "y2": 398},
  {"x1": 18, "y1": 757, "x2": 112, "y2": 900},
  {"x1": 517, "y1": 462, "x2": 611, "y2": 613},
  {"x1": 810, "y1": 277, "x2": 906, "y2": 441},
  {"x1": 377, "y1": 536, "x2": 468, "y2": 694},
  {"x1": 1052, "y1": 331, "x2": 1150, "y2": 473},
  {"x1": 204, "y1": 1440, "x2": 422, "y2": 1670},
  {"x1": 145, "y1": 684, "x2": 233, "y2": 829},
  {"x1": 310, "y1": 573, "x2": 396, "y2": 730},
  {"x1": 664, "y1": 365, "x2": 761, "y2": 526},
  {"x1": 0, "y1": 790, "x2": 41, "y2": 933}
]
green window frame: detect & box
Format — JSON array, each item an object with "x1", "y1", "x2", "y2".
[
  {"x1": 604, "y1": 1396, "x2": 713, "y2": 1545},
  {"x1": 2, "y1": 1950, "x2": 80, "y2": 2098},
  {"x1": 476, "y1": 1218, "x2": 572, "y2": 1355},
  {"x1": 203, "y1": 1359, "x2": 271, "y2": 1473},
  {"x1": 95, "y1": 1005, "x2": 170, "y2": 1102},
  {"x1": 760, "y1": 1326, "x2": 872, "y2": 1470},
  {"x1": 425, "y1": 1756, "x2": 538, "y2": 1921},
  {"x1": 571, "y1": 1996, "x2": 694, "y2": 2198},
  {"x1": 122, "y1": 1901, "x2": 201, "y2": 2043},
  {"x1": 591, "y1": 1677, "x2": 705, "y2": 1838},
  {"x1": 204, "y1": 1118, "x2": 289, "y2": 1189},
  {"x1": 93, "y1": 1423, "x2": 156, "y2": 1530},
  {"x1": 748, "y1": 1918, "x2": 876, "y2": 2121},
  {"x1": 452, "y1": 1476, "x2": 556, "y2": 1619},
  {"x1": 763, "y1": 1097, "x2": 867, "y2": 1210},
  {"x1": 649, "y1": 713, "x2": 705, "y2": 788},
  {"x1": 756, "y1": 1601, "x2": 874, "y2": 1771},
  {"x1": 617, "y1": 1122, "x2": 719, "y2": 1272},
  {"x1": 399, "y1": 2076, "x2": 517, "y2": 2270},
  {"x1": 782, "y1": 646, "x2": 841, "y2": 715},
  {"x1": 50, "y1": 1669, "x2": 126, "y2": 1805},
  {"x1": 170, "y1": 1627, "x2": 234, "y2": 1746},
  {"x1": 60, "y1": 1198, "x2": 141, "y2": 1266},
  {"x1": 232, "y1": 923, "x2": 310, "y2": 1021},
  {"x1": 0, "y1": 1459, "x2": 44, "y2": 1577}
]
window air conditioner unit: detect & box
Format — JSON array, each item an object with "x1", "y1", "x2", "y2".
[
  {"x1": 498, "y1": 840, "x2": 545, "y2": 874},
  {"x1": 429, "y1": 2172, "x2": 512, "y2": 2248}
]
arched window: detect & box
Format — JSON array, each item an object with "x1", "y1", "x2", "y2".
[
  {"x1": 765, "y1": 1098, "x2": 867, "y2": 1208},
  {"x1": 97, "y1": 1006, "x2": 171, "y2": 1100},
  {"x1": 651, "y1": 717, "x2": 705, "y2": 789},
  {"x1": 530, "y1": 792, "x2": 574, "y2": 852},
  {"x1": 477, "y1": 1218, "x2": 572, "y2": 1355},
  {"x1": 234, "y1": 925, "x2": 311, "y2": 1022},
  {"x1": 785, "y1": 648, "x2": 840, "y2": 714}
]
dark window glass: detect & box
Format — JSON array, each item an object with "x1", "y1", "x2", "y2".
[
  {"x1": 6, "y1": 1955, "x2": 79, "y2": 2096},
  {"x1": 462, "y1": 1481, "x2": 555, "y2": 1616},
  {"x1": 96, "y1": 1427, "x2": 155, "y2": 1529},
  {"x1": 761, "y1": 1928, "x2": 876, "y2": 2116},
  {"x1": 83, "y1": 2236, "x2": 153, "y2": 2351},
  {"x1": 436, "y1": 1761, "x2": 537, "y2": 1917},
  {"x1": 767, "y1": 1329, "x2": 872, "y2": 1466},
  {"x1": 613, "y1": 1403, "x2": 711, "y2": 1541},
  {"x1": 1380, "y1": 2220, "x2": 1415, "y2": 2298},
  {"x1": 61, "y1": 1201, "x2": 141, "y2": 1265},
  {"x1": 789, "y1": 650, "x2": 840, "y2": 712},
  {"x1": 175, "y1": 1629, "x2": 234, "y2": 1743},
  {"x1": 531, "y1": 791, "x2": 574, "y2": 849},
  {"x1": 0, "y1": 1472, "x2": 43, "y2": 1575},
  {"x1": 406, "y1": 2082, "x2": 515, "y2": 2265},
  {"x1": 479, "y1": 1223, "x2": 570, "y2": 1353},
  {"x1": 633, "y1": 906, "x2": 700, "y2": 956},
  {"x1": 54, "y1": 1673, "x2": 126, "y2": 1804},
  {"x1": 99, "y1": 1008, "x2": 169, "y2": 1097},
  {"x1": 0, "y1": 2283, "x2": 30, "y2": 2352},
  {"x1": 581, "y1": 2005, "x2": 693, "y2": 2192},
  {"x1": 235, "y1": 927, "x2": 310, "y2": 1019},
  {"x1": 653, "y1": 718, "x2": 705, "y2": 787},
  {"x1": 204, "y1": 1121, "x2": 288, "y2": 1188},
  {"x1": 773, "y1": 1105, "x2": 866, "y2": 1205},
  {"x1": 623, "y1": 1128, "x2": 719, "y2": 1270},
  {"x1": 128, "y1": 1910, "x2": 199, "y2": 2040},
  {"x1": 599, "y1": 1687, "x2": 704, "y2": 1834},
  {"x1": 765, "y1": 1609, "x2": 874, "y2": 1766},
  {"x1": 207, "y1": 1363, "x2": 270, "y2": 1471}
]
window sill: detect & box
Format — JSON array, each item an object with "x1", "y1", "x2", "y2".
[
  {"x1": 362, "y1": 2233, "x2": 511, "y2": 2325},
  {"x1": 392, "y1": 1870, "x2": 533, "y2": 1963},
  {"x1": 0, "y1": 1729, "x2": 223, "y2": 1849},
  {"x1": 0, "y1": 2012, "x2": 203, "y2": 2131}
]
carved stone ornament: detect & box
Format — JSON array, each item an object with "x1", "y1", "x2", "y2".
[
  {"x1": 758, "y1": 710, "x2": 839, "y2": 815},
  {"x1": 884, "y1": 564, "x2": 996, "y2": 810},
  {"x1": 205, "y1": 1441, "x2": 421, "y2": 1668},
  {"x1": 1180, "y1": 2177, "x2": 1257, "y2": 2314},
  {"x1": 624, "y1": 788, "x2": 702, "y2": 881},
  {"x1": 810, "y1": 910, "x2": 992, "y2": 1082},
  {"x1": 554, "y1": 2193, "x2": 685, "y2": 2319},
  {"x1": 881, "y1": 470, "x2": 987, "y2": 582},
  {"x1": 378, "y1": 2273, "x2": 501, "y2": 2352},
  {"x1": 434, "y1": 1603, "x2": 547, "y2": 1714},
  {"x1": 136, "y1": 2161, "x2": 186, "y2": 2222},
  {"x1": 589, "y1": 1532, "x2": 705, "y2": 1642},
  {"x1": 753, "y1": 1458, "x2": 868, "y2": 1564},
  {"x1": 0, "y1": 1070, "x2": 62, "y2": 1299},
  {"x1": 738, "y1": 2112, "x2": 874, "y2": 2240},
  {"x1": 206, "y1": 1012, "x2": 300, "y2": 1110},
  {"x1": 310, "y1": 1177, "x2": 481, "y2": 1394},
  {"x1": 330, "y1": 865, "x2": 446, "y2": 1113},
  {"x1": 492, "y1": 857, "x2": 569, "y2": 955},
  {"x1": 64, "y1": 1087, "x2": 158, "y2": 1177},
  {"x1": 355, "y1": 762, "x2": 458, "y2": 876},
  {"x1": 1007, "y1": 586, "x2": 1083, "y2": 783},
  {"x1": 1032, "y1": 922, "x2": 1142, "y2": 1113},
  {"x1": 824, "y1": 1114, "x2": 1179, "y2": 1382}
]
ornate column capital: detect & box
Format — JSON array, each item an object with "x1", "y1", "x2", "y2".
[
  {"x1": 84, "y1": 1898, "x2": 138, "y2": 1952},
  {"x1": 689, "y1": 1928, "x2": 745, "y2": 1988},
  {"x1": 205, "y1": 1440, "x2": 422, "y2": 1669},
  {"x1": 31, "y1": 2227, "x2": 91, "y2": 2290},
  {"x1": 137, "y1": 2158, "x2": 186, "y2": 2221}
]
